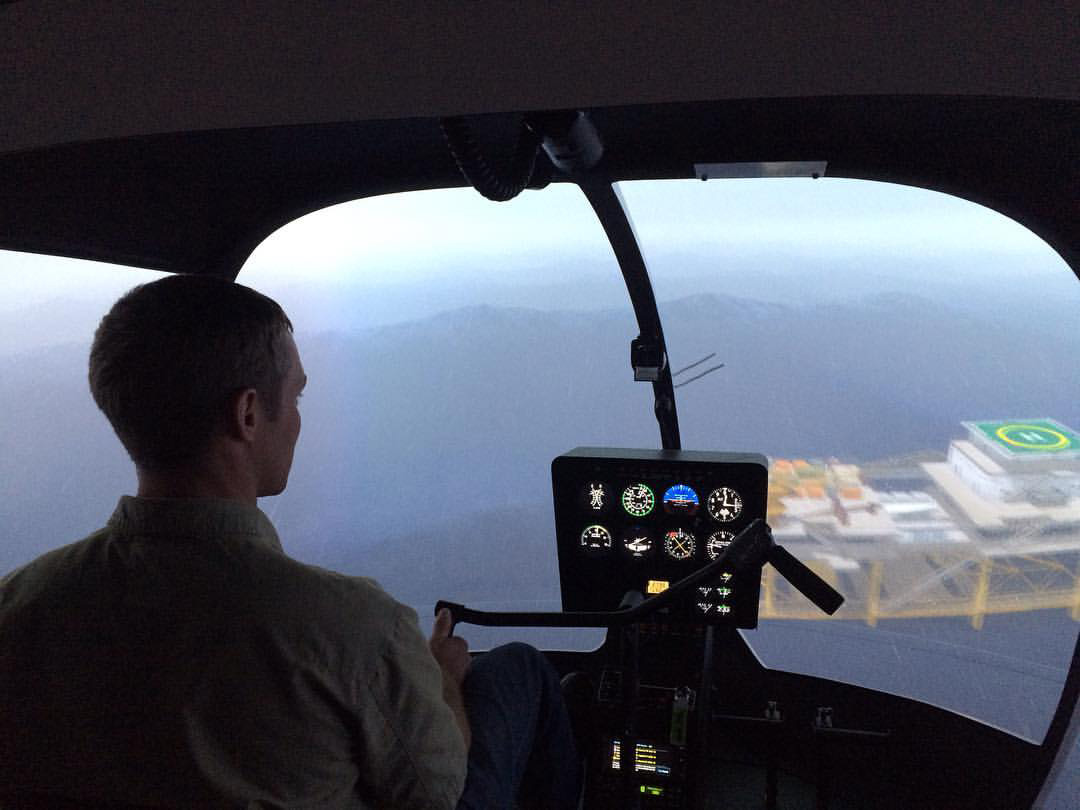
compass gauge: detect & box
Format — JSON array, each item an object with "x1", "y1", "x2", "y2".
[
  {"x1": 706, "y1": 530, "x2": 736, "y2": 560},
  {"x1": 663, "y1": 529, "x2": 696, "y2": 560},
  {"x1": 580, "y1": 525, "x2": 613, "y2": 554},
  {"x1": 621, "y1": 484, "x2": 656, "y2": 517},
  {"x1": 662, "y1": 484, "x2": 699, "y2": 515},
  {"x1": 707, "y1": 487, "x2": 743, "y2": 522}
]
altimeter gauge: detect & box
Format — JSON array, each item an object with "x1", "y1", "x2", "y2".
[
  {"x1": 706, "y1": 530, "x2": 736, "y2": 560},
  {"x1": 663, "y1": 529, "x2": 696, "y2": 560},
  {"x1": 580, "y1": 525, "x2": 613, "y2": 554},
  {"x1": 621, "y1": 483, "x2": 656, "y2": 517},
  {"x1": 707, "y1": 487, "x2": 743, "y2": 522}
]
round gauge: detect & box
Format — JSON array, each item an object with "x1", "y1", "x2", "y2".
[
  {"x1": 580, "y1": 525, "x2": 613, "y2": 553},
  {"x1": 663, "y1": 529, "x2": 697, "y2": 560},
  {"x1": 581, "y1": 481, "x2": 611, "y2": 513},
  {"x1": 706, "y1": 530, "x2": 736, "y2": 560},
  {"x1": 621, "y1": 484, "x2": 656, "y2": 517},
  {"x1": 662, "y1": 484, "x2": 700, "y2": 516},
  {"x1": 707, "y1": 487, "x2": 743, "y2": 522},
  {"x1": 621, "y1": 526, "x2": 654, "y2": 559}
]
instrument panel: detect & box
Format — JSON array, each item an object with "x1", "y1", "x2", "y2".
[{"x1": 552, "y1": 448, "x2": 768, "y2": 627}]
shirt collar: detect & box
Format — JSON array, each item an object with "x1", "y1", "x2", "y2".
[{"x1": 107, "y1": 495, "x2": 284, "y2": 554}]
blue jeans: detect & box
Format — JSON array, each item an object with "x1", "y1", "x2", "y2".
[{"x1": 456, "y1": 643, "x2": 583, "y2": 810}]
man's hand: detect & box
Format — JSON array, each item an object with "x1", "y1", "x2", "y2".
[
  {"x1": 429, "y1": 607, "x2": 472, "y2": 750},
  {"x1": 429, "y1": 607, "x2": 471, "y2": 685}
]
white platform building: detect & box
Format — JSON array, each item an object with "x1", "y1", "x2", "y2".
[{"x1": 924, "y1": 419, "x2": 1080, "y2": 532}]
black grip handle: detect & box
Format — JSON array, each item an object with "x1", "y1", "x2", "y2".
[
  {"x1": 433, "y1": 520, "x2": 773, "y2": 629},
  {"x1": 434, "y1": 521, "x2": 844, "y2": 629},
  {"x1": 767, "y1": 545, "x2": 844, "y2": 615}
]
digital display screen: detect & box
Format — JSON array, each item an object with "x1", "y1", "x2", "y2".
[
  {"x1": 552, "y1": 448, "x2": 768, "y2": 627},
  {"x1": 610, "y1": 738, "x2": 674, "y2": 776}
]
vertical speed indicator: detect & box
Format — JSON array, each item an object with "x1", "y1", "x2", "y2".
[{"x1": 706, "y1": 530, "x2": 736, "y2": 560}]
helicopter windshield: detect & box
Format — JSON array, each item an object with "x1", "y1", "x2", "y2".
[{"x1": 2, "y1": 178, "x2": 1078, "y2": 751}]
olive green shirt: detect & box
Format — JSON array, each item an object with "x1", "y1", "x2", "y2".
[{"x1": 0, "y1": 496, "x2": 467, "y2": 809}]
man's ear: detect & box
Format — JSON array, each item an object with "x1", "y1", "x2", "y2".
[{"x1": 225, "y1": 388, "x2": 261, "y2": 442}]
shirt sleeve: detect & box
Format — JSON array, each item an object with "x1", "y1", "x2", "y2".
[{"x1": 354, "y1": 603, "x2": 468, "y2": 809}]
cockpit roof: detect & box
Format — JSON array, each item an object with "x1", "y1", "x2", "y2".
[{"x1": 2, "y1": 4, "x2": 1078, "y2": 276}]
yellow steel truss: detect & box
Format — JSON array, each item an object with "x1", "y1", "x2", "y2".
[{"x1": 758, "y1": 547, "x2": 1080, "y2": 625}]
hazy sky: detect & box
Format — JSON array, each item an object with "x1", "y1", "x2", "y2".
[
  {"x1": 240, "y1": 177, "x2": 1061, "y2": 285},
  {"x1": 1, "y1": 177, "x2": 1074, "y2": 349}
]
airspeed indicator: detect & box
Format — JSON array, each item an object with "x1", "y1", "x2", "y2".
[{"x1": 622, "y1": 484, "x2": 656, "y2": 517}]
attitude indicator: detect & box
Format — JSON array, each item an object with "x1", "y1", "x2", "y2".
[
  {"x1": 662, "y1": 484, "x2": 699, "y2": 516},
  {"x1": 663, "y1": 529, "x2": 696, "y2": 560},
  {"x1": 707, "y1": 487, "x2": 743, "y2": 522},
  {"x1": 622, "y1": 484, "x2": 656, "y2": 517}
]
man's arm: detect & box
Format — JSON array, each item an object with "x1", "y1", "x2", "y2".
[
  {"x1": 429, "y1": 607, "x2": 472, "y2": 750},
  {"x1": 354, "y1": 601, "x2": 468, "y2": 809}
]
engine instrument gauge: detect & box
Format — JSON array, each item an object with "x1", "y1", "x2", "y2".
[
  {"x1": 622, "y1": 526, "x2": 654, "y2": 559},
  {"x1": 582, "y1": 481, "x2": 611, "y2": 513},
  {"x1": 580, "y1": 525, "x2": 613, "y2": 554},
  {"x1": 706, "y1": 530, "x2": 736, "y2": 560},
  {"x1": 621, "y1": 484, "x2": 656, "y2": 517},
  {"x1": 707, "y1": 487, "x2": 743, "y2": 522},
  {"x1": 663, "y1": 529, "x2": 696, "y2": 560},
  {"x1": 662, "y1": 484, "x2": 699, "y2": 515}
]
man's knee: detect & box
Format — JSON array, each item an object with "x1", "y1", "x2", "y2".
[
  {"x1": 467, "y1": 642, "x2": 558, "y2": 694},
  {"x1": 489, "y1": 641, "x2": 544, "y2": 664}
]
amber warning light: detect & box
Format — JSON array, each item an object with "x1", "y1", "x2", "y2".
[{"x1": 647, "y1": 580, "x2": 670, "y2": 595}]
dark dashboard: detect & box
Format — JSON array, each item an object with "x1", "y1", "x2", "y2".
[
  {"x1": 439, "y1": 447, "x2": 1063, "y2": 809},
  {"x1": 553, "y1": 447, "x2": 768, "y2": 628}
]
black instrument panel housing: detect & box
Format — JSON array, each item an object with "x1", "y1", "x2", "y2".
[{"x1": 552, "y1": 447, "x2": 768, "y2": 627}]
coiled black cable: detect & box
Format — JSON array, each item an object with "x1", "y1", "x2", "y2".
[{"x1": 439, "y1": 116, "x2": 542, "y2": 202}]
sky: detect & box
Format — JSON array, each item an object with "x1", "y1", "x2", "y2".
[
  {"x1": 0, "y1": 177, "x2": 1074, "y2": 349},
  {"x1": 240, "y1": 177, "x2": 1062, "y2": 285}
]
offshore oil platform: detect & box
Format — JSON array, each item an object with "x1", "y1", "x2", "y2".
[{"x1": 764, "y1": 419, "x2": 1080, "y2": 628}]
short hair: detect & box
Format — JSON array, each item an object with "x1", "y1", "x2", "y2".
[{"x1": 89, "y1": 273, "x2": 294, "y2": 472}]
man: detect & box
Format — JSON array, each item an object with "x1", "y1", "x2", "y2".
[{"x1": 0, "y1": 274, "x2": 581, "y2": 808}]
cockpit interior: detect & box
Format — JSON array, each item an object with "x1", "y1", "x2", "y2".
[{"x1": 2, "y1": 4, "x2": 1078, "y2": 808}]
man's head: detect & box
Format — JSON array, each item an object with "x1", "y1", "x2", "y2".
[{"x1": 89, "y1": 274, "x2": 305, "y2": 496}]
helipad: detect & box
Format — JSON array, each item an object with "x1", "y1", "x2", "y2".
[{"x1": 964, "y1": 419, "x2": 1080, "y2": 460}]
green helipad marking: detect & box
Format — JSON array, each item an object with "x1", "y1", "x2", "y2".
[{"x1": 970, "y1": 419, "x2": 1080, "y2": 457}]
